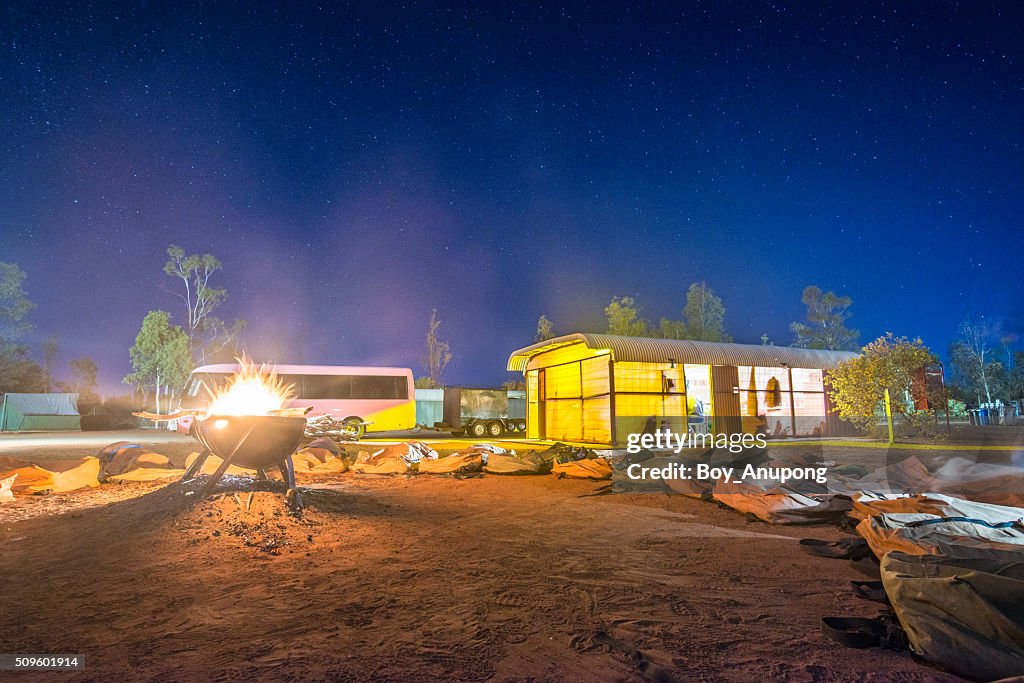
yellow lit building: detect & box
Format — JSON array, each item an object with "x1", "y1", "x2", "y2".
[{"x1": 506, "y1": 333, "x2": 858, "y2": 445}]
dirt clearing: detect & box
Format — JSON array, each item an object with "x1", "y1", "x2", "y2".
[{"x1": 0, "y1": 470, "x2": 961, "y2": 681}]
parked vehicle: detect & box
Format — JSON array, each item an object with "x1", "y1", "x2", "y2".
[
  {"x1": 431, "y1": 387, "x2": 526, "y2": 438},
  {"x1": 177, "y1": 364, "x2": 416, "y2": 437}
]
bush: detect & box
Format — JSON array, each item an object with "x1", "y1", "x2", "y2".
[{"x1": 827, "y1": 333, "x2": 941, "y2": 439}]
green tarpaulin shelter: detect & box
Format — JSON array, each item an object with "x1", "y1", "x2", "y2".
[{"x1": 0, "y1": 393, "x2": 81, "y2": 431}]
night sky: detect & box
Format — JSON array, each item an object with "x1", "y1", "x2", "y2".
[{"x1": 2, "y1": 2, "x2": 1022, "y2": 395}]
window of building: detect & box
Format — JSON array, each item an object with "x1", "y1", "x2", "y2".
[{"x1": 766, "y1": 377, "x2": 782, "y2": 408}]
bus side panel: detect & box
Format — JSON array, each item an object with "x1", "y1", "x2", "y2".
[
  {"x1": 296, "y1": 397, "x2": 416, "y2": 432},
  {"x1": 363, "y1": 399, "x2": 416, "y2": 432}
]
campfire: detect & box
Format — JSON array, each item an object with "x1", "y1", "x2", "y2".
[
  {"x1": 140, "y1": 360, "x2": 312, "y2": 509},
  {"x1": 205, "y1": 362, "x2": 295, "y2": 416}
]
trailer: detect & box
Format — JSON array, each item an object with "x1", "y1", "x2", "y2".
[{"x1": 435, "y1": 387, "x2": 526, "y2": 437}]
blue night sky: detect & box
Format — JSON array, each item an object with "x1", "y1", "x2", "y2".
[{"x1": 2, "y1": 1, "x2": 1022, "y2": 394}]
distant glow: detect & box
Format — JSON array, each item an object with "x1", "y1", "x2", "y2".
[{"x1": 206, "y1": 359, "x2": 294, "y2": 416}]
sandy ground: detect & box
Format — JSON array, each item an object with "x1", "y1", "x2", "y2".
[{"x1": 1, "y1": 466, "x2": 966, "y2": 681}]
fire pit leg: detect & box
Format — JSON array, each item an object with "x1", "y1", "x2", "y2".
[
  {"x1": 200, "y1": 452, "x2": 237, "y2": 498},
  {"x1": 180, "y1": 449, "x2": 212, "y2": 482},
  {"x1": 193, "y1": 423, "x2": 256, "y2": 498},
  {"x1": 281, "y1": 455, "x2": 303, "y2": 511}
]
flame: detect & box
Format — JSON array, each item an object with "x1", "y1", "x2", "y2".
[{"x1": 206, "y1": 360, "x2": 295, "y2": 416}]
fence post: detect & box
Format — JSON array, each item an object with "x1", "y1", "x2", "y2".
[{"x1": 884, "y1": 388, "x2": 895, "y2": 445}]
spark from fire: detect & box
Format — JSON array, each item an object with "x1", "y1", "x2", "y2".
[{"x1": 206, "y1": 359, "x2": 295, "y2": 416}]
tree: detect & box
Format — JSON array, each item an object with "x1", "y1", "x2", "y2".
[
  {"x1": 0, "y1": 262, "x2": 46, "y2": 394},
  {"x1": 123, "y1": 311, "x2": 193, "y2": 413},
  {"x1": 535, "y1": 314, "x2": 555, "y2": 342},
  {"x1": 163, "y1": 245, "x2": 246, "y2": 362},
  {"x1": 826, "y1": 333, "x2": 940, "y2": 437},
  {"x1": 605, "y1": 296, "x2": 650, "y2": 336},
  {"x1": 0, "y1": 346, "x2": 48, "y2": 394},
  {"x1": 68, "y1": 356, "x2": 99, "y2": 393},
  {"x1": 949, "y1": 319, "x2": 996, "y2": 404},
  {"x1": 0, "y1": 262, "x2": 35, "y2": 342},
  {"x1": 683, "y1": 282, "x2": 728, "y2": 342},
  {"x1": 791, "y1": 286, "x2": 858, "y2": 350},
  {"x1": 62, "y1": 357, "x2": 100, "y2": 407},
  {"x1": 658, "y1": 318, "x2": 689, "y2": 340},
  {"x1": 203, "y1": 318, "x2": 248, "y2": 362},
  {"x1": 1010, "y1": 351, "x2": 1024, "y2": 401},
  {"x1": 41, "y1": 336, "x2": 59, "y2": 392},
  {"x1": 422, "y1": 309, "x2": 452, "y2": 388}
]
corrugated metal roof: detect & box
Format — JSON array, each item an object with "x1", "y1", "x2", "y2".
[{"x1": 507, "y1": 333, "x2": 858, "y2": 372}]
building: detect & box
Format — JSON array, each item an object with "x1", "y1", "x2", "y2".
[{"x1": 506, "y1": 333, "x2": 858, "y2": 445}]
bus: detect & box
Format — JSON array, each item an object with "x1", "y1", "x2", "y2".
[{"x1": 177, "y1": 364, "x2": 416, "y2": 437}]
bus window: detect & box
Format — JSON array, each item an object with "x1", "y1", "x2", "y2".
[
  {"x1": 300, "y1": 375, "x2": 408, "y2": 400},
  {"x1": 275, "y1": 375, "x2": 305, "y2": 397},
  {"x1": 350, "y1": 375, "x2": 408, "y2": 400},
  {"x1": 300, "y1": 375, "x2": 351, "y2": 399}
]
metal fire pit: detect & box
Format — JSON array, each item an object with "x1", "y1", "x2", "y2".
[{"x1": 181, "y1": 414, "x2": 308, "y2": 509}]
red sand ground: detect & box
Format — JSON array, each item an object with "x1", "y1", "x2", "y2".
[{"x1": 1, "y1": 469, "x2": 963, "y2": 682}]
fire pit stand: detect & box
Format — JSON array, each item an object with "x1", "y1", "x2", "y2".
[{"x1": 182, "y1": 414, "x2": 308, "y2": 510}]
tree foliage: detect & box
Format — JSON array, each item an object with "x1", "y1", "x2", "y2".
[
  {"x1": 124, "y1": 310, "x2": 193, "y2": 412},
  {"x1": 791, "y1": 285, "x2": 859, "y2": 350},
  {"x1": 658, "y1": 317, "x2": 688, "y2": 340},
  {"x1": 535, "y1": 314, "x2": 555, "y2": 342},
  {"x1": 682, "y1": 282, "x2": 728, "y2": 342},
  {"x1": 0, "y1": 262, "x2": 35, "y2": 342},
  {"x1": 603, "y1": 284, "x2": 730, "y2": 341},
  {"x1": 423, "y1": 309, "x2": 452, "y2": 387},
  {"x1": 163, "y1": 245, "x2": 246, "y2": 362},
  {"x1": 0, "y1": 262, "x2": 47, "y2": 393},
  {"x1": 604, "y1": 296, "x2": 650, "y2": 336},
  {"x1": 826, "y1": 333, "x2": 940, "y2": 437},
  {"x1": 1011, "y1": 351, "x2": 1024, "y2": 402},
  {"x1": 60, "y1": 356, "x2": 101, "y2": 407},
  {"x1": 0, "y1": 344, "x2": 48, "y2": 394}
]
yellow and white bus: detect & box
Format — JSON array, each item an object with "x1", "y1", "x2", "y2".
[{"x1": 178, "y1": 363, "x2": 416, "y2": 437}]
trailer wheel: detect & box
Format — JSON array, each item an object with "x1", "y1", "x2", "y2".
[
  {"x1": 487, "y1": 421, "x2": 504, "y2": 437},
  {"x1": 515, "y1": 420, "x2": 527, "y2": 432},
  {"x1": 468, "y1": 422, "x2": 488, "y2": 438}
]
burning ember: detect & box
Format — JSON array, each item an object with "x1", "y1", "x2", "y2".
[{"x1": 206, "y1": 360, "x2": 295, "y2": 417}]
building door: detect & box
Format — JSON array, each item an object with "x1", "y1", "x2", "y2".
[
  {"x1": 711, "y1": 365, "x2": 742, "y2": 435},
  {"x1": 537, "y1": 368, "x2": 546, "y2": 440}
]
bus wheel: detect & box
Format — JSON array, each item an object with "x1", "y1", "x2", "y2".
[
  {"x1": 341, "y1": 418, "x2": 365, "y2": 439},
  {"x1": 468, "y1": 422, "x2": 487, "y2": 438},
  {"x1": 487, "y1": 421, "x2": 504, "y2": 438}
]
